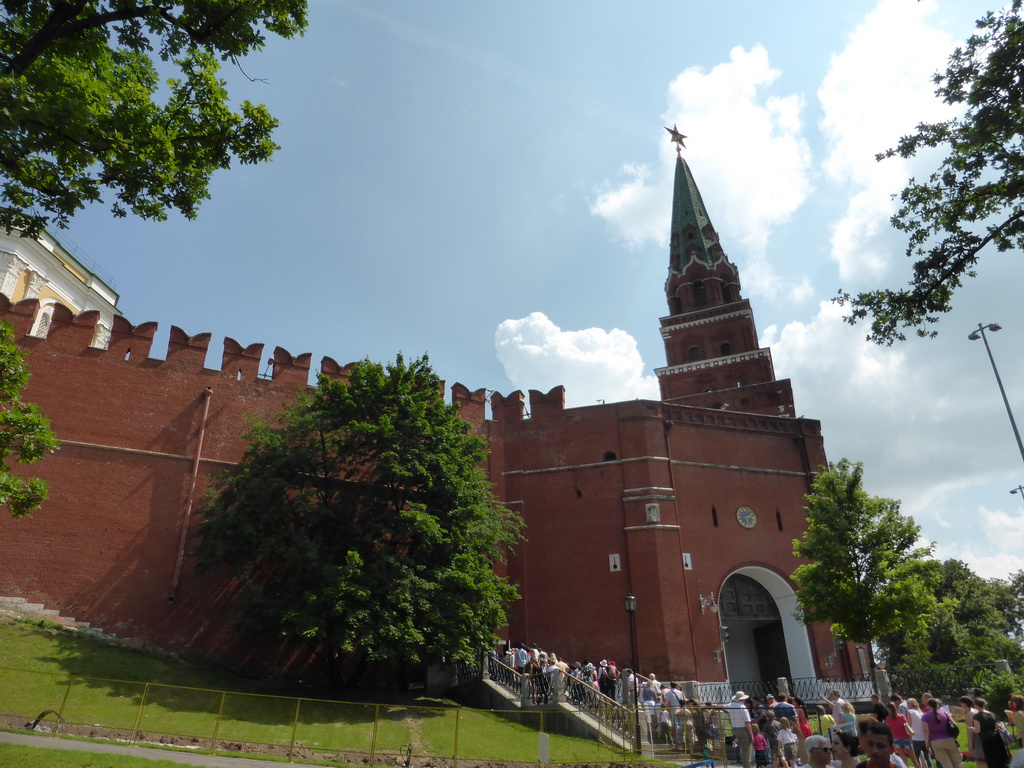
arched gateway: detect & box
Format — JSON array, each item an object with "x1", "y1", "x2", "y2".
[{"x1": 719, "y1": 567, "x2": 815, "y2": 683}]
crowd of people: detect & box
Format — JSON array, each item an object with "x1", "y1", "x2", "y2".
[
  {"x1": 799, "y1": 712, "x2": 1024, "y2": 768},
  {"x1": 502, "y1": 645, "x2": 639, "y2": 705},
  {"x1": 498, "y1": 647, "x2": 1023, "y2": 768},
  {"x1": 737, "y1": 688, "x2": 1024, "y2": 768}
]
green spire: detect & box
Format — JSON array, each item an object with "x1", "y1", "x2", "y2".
[{"x1": 669, "y1": 154, "x2": 730, "y2": 273}]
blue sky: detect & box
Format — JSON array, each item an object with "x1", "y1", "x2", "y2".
[{"x1": 59, "y1": 0, "x2": 1023, "y2": 581}]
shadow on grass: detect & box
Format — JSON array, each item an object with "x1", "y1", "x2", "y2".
[{"x1": 0, "y1": 618, "x2": 449, "y2": 754}]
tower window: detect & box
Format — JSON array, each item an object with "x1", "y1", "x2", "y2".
[
  {"x1": 720, "y1": 342, "x2": 731, "y2": 356},
  {"x1": 776, "y1": 509, "x2": 783, "y2": 531},
  {"x1": 694, "y1": 280, "x2": 707, "y2": 306},
  {"x1": 711, "y1": 505, "x2": 719, "y2": 527},
  {"x1": 688, "y1": 346, "x2": 699, "y2": 361},
  {"x1": 671, "y1": 296, "x2": 682, "y2": 315},
  {"x1": 602, "y1": 451, "x2": 617, "y2": 461}
]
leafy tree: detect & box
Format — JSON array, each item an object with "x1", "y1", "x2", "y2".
[
  {"x1": 837, "y1": 2, "x2": 1024, "y2": 344},
  {"x1": 0, "y1": 319, "x2": 59, "y2": 517},
  {"x1": 878, "y1": 559, "x2": 1024, "y2": 667},
  {"x1": 974, "y1": 668, "x2": 1024, "y2": 713},
  {"x1": 791, "y1": 459, "x2": 938, "y2": 669},
  {"x1": 0, "y1": 0, "x2": 307, "y2": 236},
  {"x1": 1012, "y1": 568, "x2": 1024, "y2": 616},
  {"x1": 192, "y1": 355, "x2": 523, "y2": 687}
]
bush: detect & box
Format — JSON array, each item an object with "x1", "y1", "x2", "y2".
[{"x1": 972, "y1": 669, "x2": 1024, "y2": 714}]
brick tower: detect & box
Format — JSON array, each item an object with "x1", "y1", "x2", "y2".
[{"x1": 656, "y1": 137, "x2": 795, "y2": 418}]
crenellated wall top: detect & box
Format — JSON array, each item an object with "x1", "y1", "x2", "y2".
[
  {"x1": 0, "y1": 294, "x2": 816, "y2": 436},
  {"x1": 0, "y1": 294, "x2": 568, "y2": 423}
]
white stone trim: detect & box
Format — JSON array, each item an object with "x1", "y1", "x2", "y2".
[
  {"x1": 0, "y1": 251, "x2": 27, "y2": 298},
  {"x1": 655, "y1": 348, "x2": 771, "y2": 376},
  {"x1": 659, "y1": 307, "x2": 752, "y2": 334},
  {"x1": 24, "y1": 270, "x2": 46, "y2": 299}
]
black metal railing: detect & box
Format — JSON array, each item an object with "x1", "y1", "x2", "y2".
[
  {"x1": 486, "y1": 655, "x2": 520, "y2": 697},
  {"x1": 887, "y1": 663, "x2": 1005, "y2": 701},
  {"x1": 449, "y1": 657, "x2": 482, "y2": 687},
  {"x1": 791, "y1": 675, "x2": 874, "y2": 702},
  {"x1": 567, "y1": 676, "x2": 631, "y2": 736}
]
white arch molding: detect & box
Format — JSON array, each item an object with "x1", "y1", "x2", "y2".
[{"x1": 719, "y1": 565, "x2": 815, "y2": 682}]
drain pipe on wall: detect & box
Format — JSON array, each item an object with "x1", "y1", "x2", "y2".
[{"x1": 169, "y1": 387, "x2": 213, "y2": 602}]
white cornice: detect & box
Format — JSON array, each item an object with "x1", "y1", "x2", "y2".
[
  {"x1": 659, "y1": 307, "x2": 752, "y2": 334},
  {"x1": 655, "y1": 348, "x2": 772, "y2": 376}
]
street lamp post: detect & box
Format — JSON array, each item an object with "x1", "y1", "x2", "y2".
[
  {"x1": 624, "y1": 594, "x2": 641, "y2": 752},
  {"x1": 1011, "y1": 486, "x2": 1024, "y2": 506},
  {"x1": 969, "y1": 323, "x2": 1024, "y2": 467}
]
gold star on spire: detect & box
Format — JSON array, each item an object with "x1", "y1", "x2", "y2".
[{"x1": 665, "y1": 124, "x2": 687, "y2": 155}]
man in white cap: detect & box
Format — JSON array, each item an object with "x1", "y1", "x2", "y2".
[
  {"x1": 727, "y1": 691, "x2": 755, "y2": 768},
  {"x1": 598, "y1": 660, "x2": 611, "y2": 697}
]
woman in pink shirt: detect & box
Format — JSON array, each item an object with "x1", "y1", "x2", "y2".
[{"x1": 886, "y1": 701, "x2": 919, "y2": 768}]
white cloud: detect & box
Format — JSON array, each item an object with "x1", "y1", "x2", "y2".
[
  {"x1": 764, "y1": 263, "x2": 1024, "y2": 580},
  {"x1": 494, "y1": 312, "x2": 659, "y2": 407},
  {"x1": 935, "y1": 527, "x2": 1024, "y2": 580},
  {"x1": 589, "y1": 163, "x2": 664, "y2": 247},
  {"x1": 581, "y1": 0, "x2": 1023, "y2": 584},
  {"x1": 819, "y1": 0, "x2": 963, "y2": 284},
  {"x1": 830, "y1": 185, "x2": 903, "y2": 282},
  {"x1": 752, "y1": 0, "x2": 1024, "y2": 582},
  {"x1": 591, "y1": 44, "x2": 813, "y2": 300}
]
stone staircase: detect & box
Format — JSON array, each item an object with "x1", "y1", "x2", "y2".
[{"x1": 0, "y1": 596, "x2": 100, "y2": 635}]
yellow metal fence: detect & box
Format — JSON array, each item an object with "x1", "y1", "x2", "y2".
[{"x1": 0, "y1": 666, "x2": 639, "y2": 764}]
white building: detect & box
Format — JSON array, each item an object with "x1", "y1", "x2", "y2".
[{"x1": 0, "y1": 229, "x2": 119, "y2": 344}]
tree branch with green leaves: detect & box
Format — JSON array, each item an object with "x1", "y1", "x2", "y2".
[
  {"x1": 0, "y1": 319, "x2": 59, "y2": 518},
  {"x1": 837, "y1": 1, "x2": 1024, "y2": 344},
  {"x1": 0, "y1": 0, "x2": 307, "y2": 236}
]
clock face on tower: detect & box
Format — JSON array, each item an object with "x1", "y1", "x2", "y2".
[{"x1": 736, "y1": 505, "x2": 757, "y2": 529}]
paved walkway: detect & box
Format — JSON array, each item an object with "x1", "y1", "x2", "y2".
[{"x1": 0, "y1": 730, "x2": 292, "y2": 767}]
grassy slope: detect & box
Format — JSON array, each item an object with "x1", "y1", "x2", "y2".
[
  {"x1": 0, "y1": 615, "x2": 627, "y2": 764},
  {"x1": 0, "y1": 614, "x2": 256, "y2": 689}
]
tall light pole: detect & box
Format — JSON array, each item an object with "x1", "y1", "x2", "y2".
[
  {"x1": 624, "y1": 594, "x2": 641, "y2": 752},
  {"x1": 968, "y1": 323, "x2": 1024, "y2": 467},
  {"x1": 1011, "y1": 486, "x2": 1024, "y2": 506}
]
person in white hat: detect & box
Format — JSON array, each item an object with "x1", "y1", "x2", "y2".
[{"x1": 728, "y1": 691, "x2": 755, "y2": 768}]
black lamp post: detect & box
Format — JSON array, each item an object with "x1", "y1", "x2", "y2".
[
  {"x1": 969, "y1": 322, "x2": 1024, "y2": 467},
  {"x1": 624, "y1": 594, "x2": 641, "y2": 751}
]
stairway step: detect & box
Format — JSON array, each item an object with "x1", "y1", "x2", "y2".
[{"x1": 1, "y1": 595, "x2": 106, "y2": 638}]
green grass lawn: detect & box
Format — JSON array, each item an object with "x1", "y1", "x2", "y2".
[
  {"x1": 0, "y1": 742, "x2": 208, "y2": 767},
  {"x1": 0, "y1": 615, "x2": 630, "y2": 765}
]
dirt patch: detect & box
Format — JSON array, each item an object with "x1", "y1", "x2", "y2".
[{"x1": 0, "y1": 714, "x2": 629, "y2": 768}]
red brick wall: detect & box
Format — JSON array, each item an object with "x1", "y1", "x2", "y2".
[
  {"x1": 485, "y1": 395, "x2": 834, "y2": 681},
  {"x1": 0, "y1": 296, "x2": 847, "y2": 683},
  {"x1": 0, "y1": 297, "x2": 322, "y2": 676}
]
